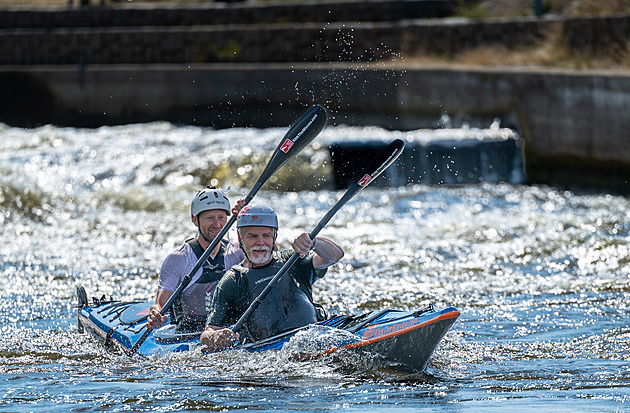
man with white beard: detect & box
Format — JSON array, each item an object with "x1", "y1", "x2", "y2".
[{"x1": 200, "y1": 204, "x2": 344, "y2": 351}]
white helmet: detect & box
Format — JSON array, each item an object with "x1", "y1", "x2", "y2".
[
  {"x1": 191, "y1": 187, "x2": 231, "y2": 217},
  {"x1": 236, "y1": 204, "x2": 278, "y2": 229}
]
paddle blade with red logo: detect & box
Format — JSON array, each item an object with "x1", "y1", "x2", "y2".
[
  {"x1": 307, "y1": 138, "x2": 405, "y2": 238},
  {"x1": 356, "y1": 139, "x2": 404, "y2": 189},
  {"x1": 252, "y1": 106, "x2": 327, "y2": 196}
]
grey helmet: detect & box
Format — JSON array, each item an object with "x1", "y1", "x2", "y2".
[
  {"x1": 191, "y1": 186, "x2": 231, "y2": 217},
  {"x1": 236, "y1": 204, "x2": 278, "y2": 229}
]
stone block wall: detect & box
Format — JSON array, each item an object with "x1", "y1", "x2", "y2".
[
  {"x1": 0, "y1": 0, "x2": 456, "y2": 28},
  {"x1": 1, "y1": 15, "x2": 628, "y2": 65},
  {"x1": 563, "y1": 15, "x2": 630, "y2": 53}
]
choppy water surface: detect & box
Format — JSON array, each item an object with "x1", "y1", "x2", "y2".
[{"x1": 1, "y1": 120, "x2": 629, "y2": 412}]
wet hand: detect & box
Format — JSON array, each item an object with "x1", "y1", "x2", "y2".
[
  {"x1": 200, "y1": 327, "x2": 239, "y2": 352},
  {"x1": 232, "y1": 199, "x2": 246, "y2": 215},
  {"x1": 147, "y1": 304, "x2": 168, "y2": 330},
  {"x1": 292, "y1": 233, "x2": 315, "y2": 258}
]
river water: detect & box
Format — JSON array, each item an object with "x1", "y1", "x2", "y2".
[{"x1": 1, "y1": 119, "x2": 629, "y2": 412}]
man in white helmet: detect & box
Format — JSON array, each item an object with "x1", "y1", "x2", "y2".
[
  {"x1": 147, "y1": 187, "x2": 245, "y2": 331},
  {"x1": 200, "y1": 204, "x2": 344, "y2": 351}
]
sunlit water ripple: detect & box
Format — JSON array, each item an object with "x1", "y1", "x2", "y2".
[{"x1": 1, "y1": 120, "x2": 629, "y2": 411}]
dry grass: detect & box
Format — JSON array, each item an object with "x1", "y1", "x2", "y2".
[
  {"x1": 399, "y1": 10, "x2": 630, "y2": 71},
  {"x1": 401, "y1": 43, "x2": 630, "y2": 72},
  {"x1": 423, "y1": 47, "x2": 630, "y2": 71},
  {"x1": 465, "y1": 0, "x2": 630, "y2": 18},
  {"x1": 561, "y1": 0, "x2": 630, "y2": 17}
]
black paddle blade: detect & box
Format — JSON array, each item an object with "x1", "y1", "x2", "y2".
[
  {"x1": 259, "y1": 106, "x2": 327, "y2": 182},
  {"x1": 352, "y1": 138, "x2": 405, "y2": 188},
  {"x1": 307, "y1": 138, "x2": 405, "y2": 239}
]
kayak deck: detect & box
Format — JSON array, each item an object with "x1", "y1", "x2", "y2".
[{"x1": 76, "y1": 286, "x2": 459, "y2": 373}]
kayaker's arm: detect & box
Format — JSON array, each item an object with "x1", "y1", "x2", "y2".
[
  {"x1": 291, "y1": 234, "x2": 344, "y2": 269},
  {"x1": 147, "y1": 290, "x2": 171, "y2": 330},
  {"x1": 200, "y1": 325, "x2": 239, "y2": 351}
]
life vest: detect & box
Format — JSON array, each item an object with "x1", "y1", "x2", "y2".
[
  {"x1": 186, "y1": 238, "x2": 229, "y2": 284},
  {"x1": 235, "y1": 256, "x2": 319, "y2": 342},
  {"x1": 171, "y1": 238, "x2": 228, "y2": 330}
]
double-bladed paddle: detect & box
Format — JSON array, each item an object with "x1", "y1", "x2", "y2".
[
  {"x1": 128, "y1": 105, "x2": 327, "y2": 356},
  {"x1": 231, "y1": 138, "x2": 405, "y2": 335}
]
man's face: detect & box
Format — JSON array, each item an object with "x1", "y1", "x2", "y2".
[
  {"x1": 239, "y1": 226, "x2": 275, "y2": 265},
  {"x1": 194, "y1": 209, "x2": 228, "y2": 242}
]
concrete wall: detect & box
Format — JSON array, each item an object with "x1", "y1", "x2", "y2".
[{"x1": 1, "y1": 63, "x2": 628, "y2": 191}]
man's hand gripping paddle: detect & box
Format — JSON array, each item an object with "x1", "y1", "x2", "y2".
[
  {"x1": 230, "y1": 139, "x2": 405, "y2": 336},
  {"x1": 128, "y1": 105, "x2": 327, "y2": 356}
]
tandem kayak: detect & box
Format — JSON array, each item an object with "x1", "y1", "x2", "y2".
[{"x1": 76, "y1": 286, "x2": 459, "y2": 373}]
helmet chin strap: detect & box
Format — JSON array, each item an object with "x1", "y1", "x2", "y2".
[
  {"x1": 199, "y1": 229, "x2": 213, "y2": 244},
  {"x1": 194, "y1": 216, "x2": 213, "y2": 245},
  {"x1": 195, "y1": 211, "x2": 230, "y2": 247}
]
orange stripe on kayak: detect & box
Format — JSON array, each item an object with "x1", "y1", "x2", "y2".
[{"x1": 320, "y1": 310, "x2": 460, "y2": 355}]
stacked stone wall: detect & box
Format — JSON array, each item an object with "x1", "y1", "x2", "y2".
[
  {"x1": 0, "y1": 0, "x2": 456, "y2": 28},
  {"x1": 0, "y1": 15, "x2": 628, "y2": 65}
]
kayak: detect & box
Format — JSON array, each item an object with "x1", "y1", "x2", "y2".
[{"x1": 76, "y1": 286, "x2": 459, "y2": 373}]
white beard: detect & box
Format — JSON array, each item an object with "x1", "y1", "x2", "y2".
[{"x1": 248, "y1": 246, "x2": 272, "y2": 265}]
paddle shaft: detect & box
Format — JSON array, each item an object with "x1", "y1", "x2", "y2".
[
  {"x1": 231, "y1": 138, "x2": 405, "y2": 335},
  {"x1": 127, "y1": 105, "x2": 326, "y2": 356}
]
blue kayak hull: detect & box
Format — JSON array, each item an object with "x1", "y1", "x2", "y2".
[{"x1": 76, "y1": 287, "x2": 459, "y2": 373}]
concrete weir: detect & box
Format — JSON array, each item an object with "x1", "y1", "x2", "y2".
[
  {"x1": 328, "y1": 128, "x2": 525, "y2": 189},
  {"x1": 0, "y1": 63, "x2": 627, "y2": 192}
]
